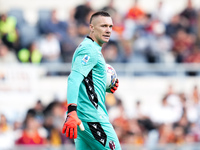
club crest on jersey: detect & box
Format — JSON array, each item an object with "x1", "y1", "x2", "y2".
[
  {"x1": 81, "y1": 55, "x2": 90, "y2": 65},
  {"x1": 109, "y1": 140, "x2": 116, "y2": 150}
]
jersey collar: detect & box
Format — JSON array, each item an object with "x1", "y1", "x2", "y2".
[
  {"x1": 86, "y1": 36, "x2": 94, "y2": 42},
  {"x1": 86, "y1": 36, "x2": 102, "y2": 49}
]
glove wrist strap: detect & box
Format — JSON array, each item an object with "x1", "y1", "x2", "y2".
[{"x1": 68, "y1": 104, "x2": 77, "y2": 113}]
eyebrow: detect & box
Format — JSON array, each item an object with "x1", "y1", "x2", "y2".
[{"x1": 100, "y1": 24, "x2": 113, "y2": 27}]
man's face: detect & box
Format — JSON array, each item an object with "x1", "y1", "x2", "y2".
[{"x1": 90, "y1": 16, "x2": 113, "y2": 46}]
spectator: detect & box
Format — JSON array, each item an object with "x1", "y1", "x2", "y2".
[
  {"x1": 197, "y1": 11, "x2": 200, "y2": 42},
  {"x1": 133, "y1": 22, "x2": 174, "y2": 63},
  {"x1": 173, "y1": 114, "x2": 190, "y2": 144},
  {"x1": 49, "y1": 101, "x2": 66, "y2": 145},
  {"x1": 17, "y1": 41, "x2": 42, "y2": 63},
  {"x1": 166, "y1": 14, "x2": 185, "y2": 38},
  {"x1": 102, "y1": 0, "x2": 116, "y2": 17},
  {"x1": 44, "y1": 9, "x2": 68, "y2": 43},
  {"x1": 180, "y1": 0, "x2": 198, "y2": 34},
  {"x1": 151, "y1": 0, "x2": 175, "y2": 24},
  {"x1": 102, "y1": 0, "x2": 125, "y2": 40},
  {"x1": 0, "y1": 114, "x2": 15, "y2": 149},
  {"x1": 71, "y1": 0, "x2": 93, "y2": 39},
  {"x1": 61, "y1": 22, "x2": 79, "y2": 62},
  {"x1": 0, "y1": 12, "x2": 19, "y2": 50},
  {"x1": 182, "y1": 85, "x2": 200, "y2": 123},
  {"x1": 123, "y1": 0, "x2": 146, "y2": 40},
  {"x1": 186, "y1": 122, "x2": 200, "y2": 143},
  {"x1": 120, "y1": 39, "x2": 136, "y2": 63},
  {"x1": 73, "y1": 0, "x2": 93, "y2": 24},
  {"x1": 132, "y1": 100, "x2": 145, "y2": 119},
  {"x1": 122, "y1": 119, "x2": 145, "y2": 146},
  {"x1": 110, "y1": 100, "x2": 130, "y2": 143},
  {"x1": 38, "y1": 32, "x2": 62, "y2": 63},
  {"x1": 125, "y1": 0, "x2": 145, "y2": 21},
  {"x1": 158, "y1": 124, "x2": 175, "y2": 144},
  {"x1": 0, "y1": 44, "x2": 19, "y2": 63},
  {"x1": 16, "y1": 115, "x2": 47, "y2": 145},
  {"x1": 184, "y1": 45, "x2": 200, "y2": 63},
  {"x1": 108, "y1": 99, "x2": 126, "y2": 123},
  {"x1": 150, "y1": 95, "x2": 181, "y2": 124},
  {"x1": 172, "y1": 29, "x2": 192, "y2": 62},
  {"x1": 76, "y1": 21, "x2": 90, "y2": 38},
  {"x1": 26, "y1": 100, "x2": 45, "y2": 125},
  {"x1": 191, "y1": 85, "x2": 200, "y2": 104},
  {"x1": 102, "y1": 41, "x2": 120, "y2": 63},
  {"x1": 43, "y1": 101, "x2": 69, "y2": 145},
  {"x1": 148, "y1": 22, "x2": 174, "y2": 63},
  {"x1": 166, "y1": 86, "x2": 183, "y2": 122}
]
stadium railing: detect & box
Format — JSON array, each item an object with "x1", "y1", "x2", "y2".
[{"x1": 35, "y1": 62, "x2": 200, "y2": 76}]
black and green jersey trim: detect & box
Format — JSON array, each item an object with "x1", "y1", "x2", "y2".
[{"x1": 84, "y1": 70, "x2": 98, "y2": 109}]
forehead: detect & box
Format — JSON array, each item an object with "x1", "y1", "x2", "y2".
[{"x1": 92, "y1": 16, "x2": 113, "y2": 26}]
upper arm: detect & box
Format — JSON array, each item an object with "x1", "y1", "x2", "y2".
[
  {"x1": 67, "y1": 70, "x2": 84, "y2": 104},
  {"x1": 72, "y1": 45, "x2": 98, "y2": 77}
]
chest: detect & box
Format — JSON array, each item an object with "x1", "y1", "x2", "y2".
[{"x1": 93, "y1": 54, "x2": 107, "y2": 83}]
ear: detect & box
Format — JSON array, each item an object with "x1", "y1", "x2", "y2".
[{"x1": 89, "y1": 24, "x2": 94, "y2": 32}]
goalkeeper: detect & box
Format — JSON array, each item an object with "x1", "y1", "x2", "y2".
[{"x1": 62, "y1": 11, "x2": 121, "y2": 150}]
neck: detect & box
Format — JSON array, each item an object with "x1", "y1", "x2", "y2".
[{"x1": 88, "y1": 34, "x2": 103, "y2": 47}]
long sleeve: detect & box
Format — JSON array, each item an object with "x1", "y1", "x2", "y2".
[{"x1": 67, "y1": 70, "x2": 84, "y2": 104}]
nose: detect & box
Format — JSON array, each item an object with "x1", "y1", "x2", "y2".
[{"x1": 106, "y1": 27, "x2": 112, "y2": 33}]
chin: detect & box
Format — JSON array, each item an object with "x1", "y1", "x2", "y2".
[{"x1": 104, "y1": 39, "x2": 110, "y2": 43}]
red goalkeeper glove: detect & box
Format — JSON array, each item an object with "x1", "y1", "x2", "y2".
[
  {"x1": 62, "y1": 104, "x2": 85, "y2": 139},
  {"x1": 110, "y1": 79, "x2": 119, "y2": 93}
]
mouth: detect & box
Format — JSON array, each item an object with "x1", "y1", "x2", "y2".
[{"x1": 103, "y1": 35, "x2": 110, "y2": 39}]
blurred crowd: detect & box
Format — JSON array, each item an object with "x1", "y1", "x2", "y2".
[
  {"x1": 0, "y1": 84, "x2": 200, "y2": 149},
  {"x1": 107, "y1": 84, "x2": 200, "y2": 148},
  {"x1": 0, "y1": 98, "x2": 72, "y2": 149},
  {"x1": 1, "y1": 0, "x2": 200, "y2": 149},
  {"x1": 0, "y1": 0, "x2": 200, "y2": 65}
]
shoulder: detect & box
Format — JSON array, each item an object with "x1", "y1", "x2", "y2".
[
  {"x1": 76, "y1": 39, "x2": 97, "y2": 56},
  {"x1": 80, "y1": 38, "x2": 94, "y2": 49}
]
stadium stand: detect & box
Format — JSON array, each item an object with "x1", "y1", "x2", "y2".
[{"x1": 1, "y1": 0, "x2": 200, "y2": 149}]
